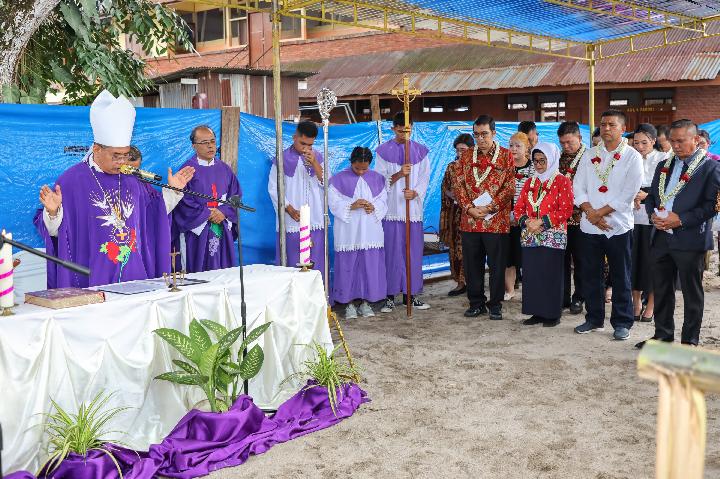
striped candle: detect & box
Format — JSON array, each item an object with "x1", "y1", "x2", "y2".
[
  {"x1": 298, "y1": 204, "x2": 311, "y2": 265},
  {"x1": 0, "y1": 230, "x2": 14, "y2": 308}
]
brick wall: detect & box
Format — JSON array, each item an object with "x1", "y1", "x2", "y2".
[{"x1": 673, "y1": 86, "x2": 720, "y2": 124}]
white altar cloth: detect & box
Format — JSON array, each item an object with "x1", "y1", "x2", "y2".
[{"x1": 0, "y1": 265, "x2": 331, "y2": 474}]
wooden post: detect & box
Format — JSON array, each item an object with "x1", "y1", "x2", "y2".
[
  {"x1": 220, "y1": 106, "x2": 241, "y2": 174},
  {"x1": 370, "y1": 95, "x2": 381, "y2": 122},
  {"x1": 638, "y1": 341, "x2": 720, "y2": 479},
  {"x1": 391, "y1": 77, "x2": 421, "y2": 318}
]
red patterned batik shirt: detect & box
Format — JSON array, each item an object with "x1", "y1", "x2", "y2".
[{"x1": 451, "y1": 143, "x2": 515, "y2": 234}]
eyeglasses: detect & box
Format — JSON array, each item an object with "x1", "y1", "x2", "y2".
[
  {"x1": 532, "y1": 159, "x2": 547, "y2": 165},
  {"x1": 473, "y1": 131, "x2": 493, "y2": 139},
  {"x1": 194, "y1": 139, "x2": 217, "y2": 146}
]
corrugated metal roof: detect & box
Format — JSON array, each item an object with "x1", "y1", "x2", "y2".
[{"x1": 290, "y1": 34, "x2": 720, "y2": 99}]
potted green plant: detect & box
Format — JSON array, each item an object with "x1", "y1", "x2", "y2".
[
  {"x1": 282, "y1": 341, "x2": 360, "y2": 416},
  {"x1": 38, "y1": 392, "x2": 130, "y2": 478},
  {"x1": 154, "y1": 319, "x2": 271, "y2": 412}
]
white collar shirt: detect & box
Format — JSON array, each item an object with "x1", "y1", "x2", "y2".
[{"x1": 573, "y1": 139, "x2": 644, "y2": 236}]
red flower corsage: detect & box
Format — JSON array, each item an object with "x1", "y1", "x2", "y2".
[
  {"x1": 515, "y1": 173, "x2": 525, "y2": 180},
  {"x1": 591, "y1": 157, "x2": 601, "y2": 164},
  {"x1": 598, "y1": 185, "x2": 608, "y2": 193},
  {"x1": 613, "y1": 153, "x2": 621, "y2": 160},
  {"x1": 660, "y1": 167, "x2": 670, "y2": 174},
  {"x1": 658, "y1": 206, "x2": 666, "y2": 211},
  {"x1": 566, "y1": 168, "x2": 575, "y2": 174},
  {"x1": 680, "y1": 173, "x2": 691, "y2": 182}
]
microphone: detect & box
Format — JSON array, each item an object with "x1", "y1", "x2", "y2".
[{"x1": 119, "y1": 164, "x2": 162, "y2": 181}]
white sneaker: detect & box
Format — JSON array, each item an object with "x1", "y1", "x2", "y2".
[
  {"x1": 358, "y1": 301, "x2": 375, "y2": 317},
  {"x1": 345, "y1": 303, "x2": 358, "y2": 319},
  {"x1": 504, "y1": 292, "x2": 515, "y2": 301},
  {"x1": 411, "y1": 297, "x2": 431, "y2": 310},
  {"x1": 380, "y1": 298, "x2": 395, "y2": 313}
]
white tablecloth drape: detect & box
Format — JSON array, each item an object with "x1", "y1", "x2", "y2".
[{"x1": 0, "y1": 265, "x2": 331, "y2": 475}]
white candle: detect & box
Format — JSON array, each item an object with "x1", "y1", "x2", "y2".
[
  {"x1": 298, "y1": 204, "x2": 311, "y2": 265},
  {"x1": 0, "y1": 230, "x2": 14, "y2": 308}
]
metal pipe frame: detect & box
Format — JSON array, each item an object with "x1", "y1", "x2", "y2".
[
  {"x1": 271, "y1": 0, "x2": 287, "y2": 266},
  {"x1": 544, "y1": 0, "x2": 706, "y2": 33}
]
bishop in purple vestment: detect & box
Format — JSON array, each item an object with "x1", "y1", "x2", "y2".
[
  {"x1": 172, "y1": 126, "x2": 242, "y2": 273},
  {"x1": 34, "y1": 90, "x2": 194, "y2": 289}
]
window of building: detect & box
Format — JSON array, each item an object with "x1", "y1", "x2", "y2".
[
  {"x1": 507, "y1": 94, "x2": 535, "y2": 111},
  {"x1": 422, "y1": 97, "x2": 445, "y2": 113},
  {"x1": 643, "y1": 89, "x2": 673, "y2": 106},
  {"x1": 196, "y1": 9, "x2": 224, "y2": 43},
  {"x1": 609, "y1": 90, "x2": 641, "y2": 107},
  {"x1": 229, "y1": 8, "x2": 248, "y2": 47},
  {"x1": 306, "y1": 8, "x2": 358, "y2": 37},
  {"x1": 539, "y1": 94, "x2": 566, "y2": 121}
]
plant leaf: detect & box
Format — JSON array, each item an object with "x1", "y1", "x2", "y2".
[
  {"x1": 216, "y1": 326, "x2": 244, "y2": 358},
  {"x1": 189, "y1": 319, "x2": 212, "y2": 352},
  {"x1": 221, "y1": 362, "x2": 242, "y2": 375},
  {"x1": 238, "y1": 345, "x2": 264, "y2": 380},
  {"x1": 200, "y1": 319, "x2": 229, "y2": 340},
  {"x1": 238, "y1": 322, "x2": 272, "y2": 354},
  {"x1": 154, "y1": 372, "x2": 208, "y2": 386},
  {"x1": 172, "y1": 360, "x2": 199, "y2": 375},
  {"x1": 154, "y1": 328, "x2": 200, "y2": 364}
]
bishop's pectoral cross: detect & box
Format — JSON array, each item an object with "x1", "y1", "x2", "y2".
[{"x1": 390, "y1": 76, "x2": 421, "y2": 319}]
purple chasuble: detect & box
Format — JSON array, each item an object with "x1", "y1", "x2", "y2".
[
  {"x1": 33, "y1": 161, "x2": 171, "y2": 289},
  {"x1": 329, "y1": 168, "x2": 385, "y2": 198},
  {"x1": 171, "y1": 155, "x2": 241, "y2": 273},
  {"x1": 375, "y1": 139, "x2": 429, "y2": 165},
  {"x1": 274, "y1": 145, "x2": 324, "y2": 178}
]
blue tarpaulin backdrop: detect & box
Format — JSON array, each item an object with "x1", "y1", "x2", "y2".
[{"x1": 2, "y1": 104, "x2": 716, "y2": 272}]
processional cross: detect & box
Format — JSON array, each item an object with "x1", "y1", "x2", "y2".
[{"x1": 390, "y1": 77, "x2": 421, "y2": 318}]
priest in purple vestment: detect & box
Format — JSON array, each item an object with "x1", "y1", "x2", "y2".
[
  {"x1": 34, "y1": 90, "x2": 194, "y2": 289},
  {"x1": 375, "y1": 112, "x2": 431, "y2": 313},
  {"x1": 172, "y1": 125, "x2": 242, "y2": 273},
  {"x1": 268, "y1": 121, "x2": 327, "y2": 284},
  {"x1": 329, "y1": 147, "x2": 388, "y2": 318}
]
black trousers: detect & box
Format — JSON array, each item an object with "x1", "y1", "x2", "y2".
[
  {"x1": 580, "y1": 230, "x2": 634, "y2": 329},
  {"x1": 563, "y1": 225, "x2": 584, "y2": 305},
  {"x1": 462, "y1": 232, "x2": 508, "y2": 309},
  {"x1": 652, "y1": 232, "x2": 706, "y2": 345}
]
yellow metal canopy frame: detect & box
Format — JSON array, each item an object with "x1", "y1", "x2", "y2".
[{"x1": 180, "y1": 0, "x2": 720, "y2": 265}]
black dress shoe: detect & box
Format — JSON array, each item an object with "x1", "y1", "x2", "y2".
[
  {"x1": 569, "y1": 301, "x2": 583, "y2": 315},
  {"x1": 634, "y1": 315, "x2": 641, "y2": 322},
  {"x1": 464, "y1": 305, "x2": 487, "y2": 317},
  {"x1": 543, "y1": 318, "x2": 561, "y2": 327},
  {"x1": 635, "y1": 337, "x2": 673, "y2": 349},
  {"x1": 448, "y1": 286, "x2": 467, "y2": 297},
  {"x1": 489, "y1": 307, "x2": 503, "y2": 320},
  {"x1": 640, "y1": 315, "x2": 654, "y2": 323},
  {"x1": 522, "y1": 316, "x2": 544, "y2": 325}
]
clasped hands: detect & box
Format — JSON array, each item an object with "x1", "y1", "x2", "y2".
[
  {"x1": 584, "y1": 207, "x2": 612, "y2": 232},
  {"x1": 651, "y1": 211, "x2": 682, "y2": 231},
  {"x1": 525, "y1": 218, "x2": 544, "y2": 235},
  {"x1": 467, "y1": 205, "x2": 492, "y2": 221},
  {"x1": 351, "y1": 199, "x2": 376, "y2": 214}
]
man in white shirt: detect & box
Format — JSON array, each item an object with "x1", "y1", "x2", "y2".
[{"x1": 572, "y1": 110, "x2": 643, "y2": 340}]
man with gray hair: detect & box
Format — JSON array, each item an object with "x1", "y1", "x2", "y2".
[
  {"x1": 172, "y1": 125, "x2": 242, "y2": 272},
  {"x1": 636, "y1": 119, "x2": 720, "y2": 348}
]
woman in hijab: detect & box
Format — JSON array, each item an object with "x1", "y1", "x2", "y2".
[{"x1": 514, "y1": 142, "x2": 574, "y2": 327}]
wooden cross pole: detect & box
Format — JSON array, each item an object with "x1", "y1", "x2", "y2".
[{"x1": 391, "y1": 77, "x2": 421, "y2": 318}]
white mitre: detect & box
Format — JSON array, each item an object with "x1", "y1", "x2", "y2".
[{"x1": 90, "y1": 90, "x2": 136, "y2": 147}]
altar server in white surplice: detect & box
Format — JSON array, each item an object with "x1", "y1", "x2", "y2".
[{"x1": 329, "y1": 147, "x2": 388, "y2": 319}]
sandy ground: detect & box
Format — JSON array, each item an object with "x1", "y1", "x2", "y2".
[{"x1": 212, "y1": 263, "x2": 720, "y2": 479}]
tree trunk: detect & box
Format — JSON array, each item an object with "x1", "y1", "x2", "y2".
[{"x1": 0, "y1": 0, "x2": 60, "y2": 101}]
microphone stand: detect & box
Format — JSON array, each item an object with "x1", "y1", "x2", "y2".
[
  {"x1": 0, "y1": 235, "x2": 89, "y2": 478},
  {"x1": 133, "y1": 176, "x2": 257, "y2": 400}
]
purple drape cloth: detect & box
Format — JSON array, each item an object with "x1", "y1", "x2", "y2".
[{"x1": 7, "y1": 383, "x2": 368, "y2": 479}]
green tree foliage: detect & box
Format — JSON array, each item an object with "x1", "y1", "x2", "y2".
[{"x1": 15, "y1": 0, "x2": 193, "y2": 105}]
